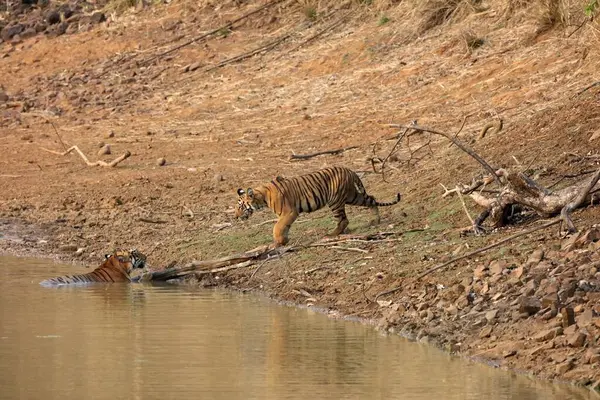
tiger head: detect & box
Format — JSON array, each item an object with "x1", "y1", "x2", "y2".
[
  {"x1": 235, "y1": 188, "x2": 262, "y2": 220},
  {"x1": 104, "y1": 249, "x2": 147, "y2": 272}
]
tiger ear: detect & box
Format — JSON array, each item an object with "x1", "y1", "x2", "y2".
[
  {"x1": 247, "y1": 188, "x2": 254, "y2": 197},
  {"x1": 104, "y1": 254, "x2": 111, "y2": 260},
  {"x1": 237, "y1": 188, "x2": 245, "y2": 196}
]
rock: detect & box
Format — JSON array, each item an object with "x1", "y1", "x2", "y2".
[
  {"x1": 563, "y1": 324, "x2": 578, "y2": 336},
  {"x1": 90, "y1": 12, "x2": 106, "y2": 24},
  {"x1": 526, "y1": 249, "x2": 544, "y2": 265},
  {"x1": 555, "y1": 361, "x2": 573, "y2": 374},
  {"x1": 560, "y1": 307, "x2": 575, "y2": 327},
  {"x1": 188, "y1": 62, "x2": 201, "y2": 72},
  {"x1": 577, "y1": 309, "x2": 595, "y2": 327},
  {"x1": 541, "y1": 295, "x2": 560, "y2": 309},
  {"x1": 1, "y1": 23, "x2": 24, "y2": 41},
  {"x1": 213, "y1": 173, "x2": 224, "y2": 183},
  {"x1": 523, "y1": 279, "x2": 537, "y2": 296},
  {"x1": 533, "y1": 327, "x2": 562, "y2": 342},
  {"x1": 473, "y1": 264, "x2": 487, "y2": 279},
  {"x1": 106, "y1": 131, "x2": 115, "y2": 138},
  {"x1": 479, "y1": 326, "x2": 493, "y2": 338},
  {"x1": 0, "y1": 91, "x2": 8, "y2": 103},
  {"x1": 513, "y1": 265, "x2": 525, "y2": 279},
  {"x1": 519, "y1": 296, "x2": 541, "y2": 315},
  {"x1": 156, "y1": 157, "x2": 166, "y2": 166},
  {"x1": 485, "y1": 309, "x2": 499, "y2": 322},
  {"x1": 567, "y1": 331, "x2": 587, "y2": 348},
  {"x1": 590, "y1": 129, "x2": 600, "y2": 142},
  {"x1": 445, "y1": 304, "x2": 458, "y2": 316},
  {"x1": 75, "y1": 248, "x2": 85, "y2": 257},
  {"x1": 59, "y1": 244, "x2": 78, "y2": 252},
  {"x1": 97, "y1": 144, "x2": 111, "y2": 156},
  {"x1": 489, "y1": 260, "x2": 507, "y2": 275},
  {"x1": 585, "y1": 350, "x2": 600, "y2": 364},
  {"x1": 45, "y1": 10, "x2": 61, "y2": 24},
  {"x1": 502, "y1": 349, "x2": 517, "y2": 358}
]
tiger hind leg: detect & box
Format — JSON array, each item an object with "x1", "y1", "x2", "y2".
[
  {"x1": 272, "y1": 212, "x2": 298, "y2": 246},
  {"x1": 328, "y1": 206, "x2": 349, "y2": 237},
  {"x1": 369, "y1": 206, "x2": 381, "y2": 226}
]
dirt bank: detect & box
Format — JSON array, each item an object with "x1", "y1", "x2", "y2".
[{"x1": 1, "y1": 0, "x2": 600, "y2": 391}]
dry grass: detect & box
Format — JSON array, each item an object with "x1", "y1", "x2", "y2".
[{"x1": 416, "y1": 0, "x2": 486, "y2": 34}]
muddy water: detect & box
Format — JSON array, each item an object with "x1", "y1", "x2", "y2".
[{"x1": 0, "y1": 256, "x2": 594, "y2": 400}]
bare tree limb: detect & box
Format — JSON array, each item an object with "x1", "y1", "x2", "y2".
[
  {"x1": 39, "y1": 145, "x2": 131, "y2": 168},
  {"x1": 385, "y1": 123, "x2": 501, "y2": 186},
  {"x1": 289, "y1": 146, "x2": 358, "y2": 161},
  {"x1": 560, "y1": 168, "x2": 600, "y2": 233}
]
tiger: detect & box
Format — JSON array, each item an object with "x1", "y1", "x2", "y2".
[
  {"x1": 39, "y1": 249, "x2": 146, "y2": 287},
  {"x1": 235, "y1": 166, "x2": 401, "y2": 246}
]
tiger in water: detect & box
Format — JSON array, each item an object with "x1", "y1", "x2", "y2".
[
  {"x1": 235, "y1": 166, "x2": 401, "y2": 246},
  {"x1": 39, "y1": 249, "x2": 146, "y2": 286}
]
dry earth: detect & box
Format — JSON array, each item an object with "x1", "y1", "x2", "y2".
[{"x1": 2, "y1": 0, "x2": 600, "y2": 391}]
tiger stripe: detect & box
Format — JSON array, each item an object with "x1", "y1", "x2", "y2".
[
  {"x1": 39, "y1": 249, "x2": 146, "y2": 287},
  {"x1": 235, "y1": 166, "x2": 401, "y2": 246}
]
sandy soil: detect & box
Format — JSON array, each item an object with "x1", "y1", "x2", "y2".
[{"x1": 1, "y1": 0, "x2": 600, "y2": 390}]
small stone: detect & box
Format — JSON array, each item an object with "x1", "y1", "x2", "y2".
[
  {"x1": 567, "y1": 332, "x2": 587, "y2": 348},
  {"x1": 188, "y1": 62, "x2": 201, "y2": 72},
  {"x1": 555, "y1": 361, "x2": 573, "y2": 375},
  {"x1": 106, "y1": 131, "x2": 115, "y2": 138},
  {"x1": 577, "y1": 309, "x2": 594, "y2": 327},
  {"x1": 479, "y1": 326, "x2": 493, "y2": 338},
  {"x1": 90, "y1": 12, "x2": 106, "y2": 24},
  {"x1": 560, "y1": 307, "x2": 575, "y2": 327},
  {"x1": 473, "y1": 264, "x2": 487, "y2": 279},
  {"x1": 75, "y1": 248, "x2": 85, "y2": 257},
  {"x1": 523, "y1": 280, "x2": 537, "y2": 296},
  {"x1": 519, "y1": 296, "x2": 542, "y2": 315},
  {"x1": 513, "y1": 265, "x2": 525, "y2": 279},
  {"x1": 59, "y1": 244, "x2": 78, "y2": 252},
  {"x1": 213, "y1": 173, "x2": 224, "y2": 183},
  {"x1": 563, "y1": 324, "x2": 578, "y2": 336},
  {"x1": 97, "y1": 144, "x2": 111, "y2": 156},
  {"x1": 533, "y1": 327, "x2": 562, "y2": 342},
  {"x1": 485, "y1": 309, "x2": 499, "y2": 322},
  {"x1": 445, "y1": 304, "x2": 458, "y2": 316},
  {"x1": 0, "y1": 91, "x2": 8, "y2": 103},
  {"x1": 526, "y1": 249, "x2": 545, "y2": 265},
  {"x1": 489, "y1": 260, "x2": 506, "y2": 275},
  {"x1": 502, "y1": 349, "x2": 517, "y2": 358},
  {"x1": 157, "y1": 157, "x2": 166, "y2": 166},
  {"x1": 574, "y1": 304, "x2": 584, "y2": 313}
]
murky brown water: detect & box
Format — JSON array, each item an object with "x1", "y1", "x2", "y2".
[{"x1": 0, "y1": 255, "x2": 595, "y2": 400}]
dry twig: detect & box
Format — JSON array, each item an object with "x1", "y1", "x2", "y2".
[
  {"x1": 39, "y1": 145, "x2": 131, "y2": 168},
  {"x1": 289, "y1": 146, "x2": 358, "y2": 161}
]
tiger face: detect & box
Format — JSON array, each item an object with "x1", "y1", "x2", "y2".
[
  {"x1": 105, "y1": 249, "x2": 147, "y2": 272},
  {"x1": 235, "y1": 188, "x2": 256, "y2": 220}
]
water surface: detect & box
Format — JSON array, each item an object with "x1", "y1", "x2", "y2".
[{"x1": 0, "y1": 255, "x2": 594, "y2": 400}]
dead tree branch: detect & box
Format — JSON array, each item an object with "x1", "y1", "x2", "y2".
[
  {"x1": 137, "y1": 0, "x2": 286, "y2": 68},
  {"x1": 205, "y1": 32, "x2": 294, "y2": 72},
  {"x1": 39, "y1": 146, "x2": 131, "y2": 168},
  {"x1": 289, "y1": 146, "x2": 358, "y2": 161},
  {"x1": 385, "y1": 123, "x2": 501, "y2": 186},
  {"x1": 573, "y1": 80, "x2": 600, "y2": 98}
]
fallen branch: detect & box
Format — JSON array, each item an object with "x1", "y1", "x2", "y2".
[
  {"x1": 329, "y1": 246, "x2": 369, "y2": 253},
  {"x1": 134, "y1": 245, "x2": 290, "y2": 282},
  {"x1": 205, "y1": 32, "x2": 293, "y2": 72},
  {"x1": 277, "y1": 10, "x2": 352, "y2": 58},
  {"x1": 374, "y1": 219, "x2": 561, "y2": 300},
  {"x1": 39, "y1": 145, "x2": 131, "y2": 168},
  {"x1": 289, "y1": 146, "x2": 358, "y2": 161},
  {"x1": 139, "y1": 217, "x2": 167, "y2": 224},
  {"x1": 136, "y1": 0, "x2": 286, "y2": 68},
  {"x1": 573, "y1": 80, "x2": 600, "y2": 98}
]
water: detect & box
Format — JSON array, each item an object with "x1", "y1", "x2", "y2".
[{"x1": 0, "y1": 255, "x2": 595, "y2": 400}]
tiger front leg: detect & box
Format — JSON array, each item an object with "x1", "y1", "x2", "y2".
[{"x1": 272, "y1": 212, "x2": 298, "y2": 246}]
